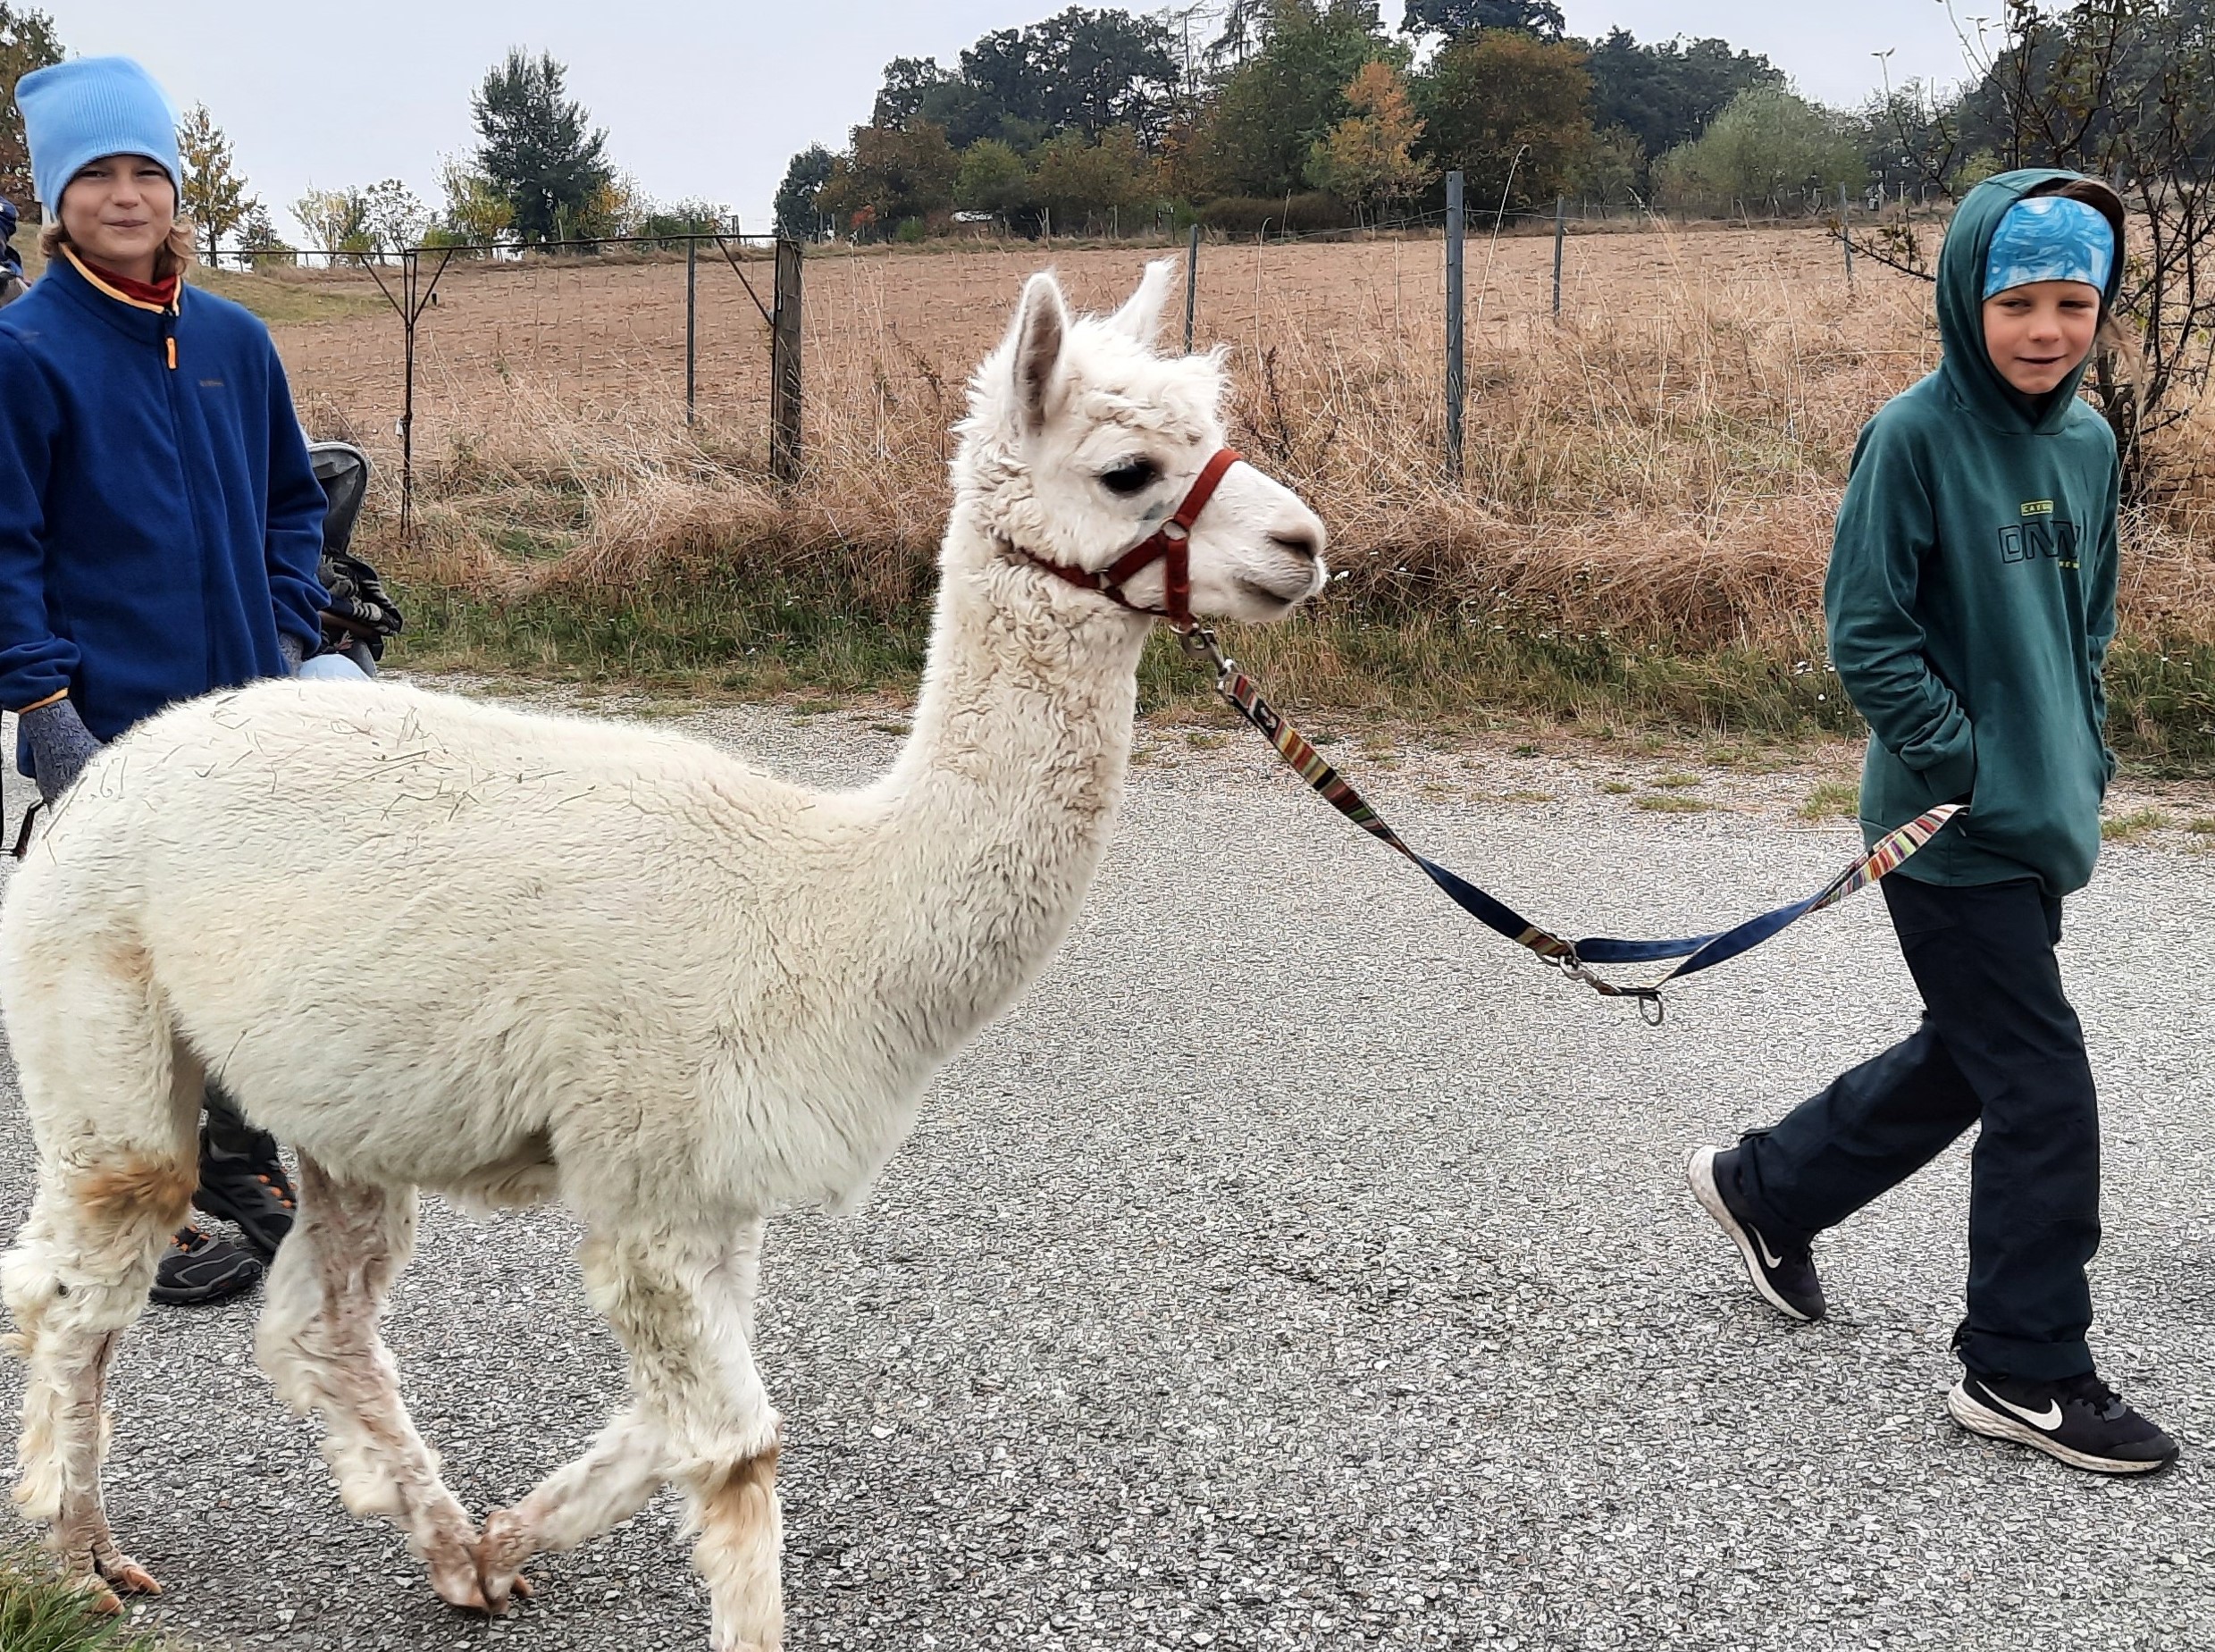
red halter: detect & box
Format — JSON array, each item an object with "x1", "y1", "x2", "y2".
[{"x1": 1006, "y1": 448, "x2": 1244, "y2": 631}]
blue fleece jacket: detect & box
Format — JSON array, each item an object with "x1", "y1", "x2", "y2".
[{"x1": 0, "y1": 250, "x2": 327, "y2": 763}]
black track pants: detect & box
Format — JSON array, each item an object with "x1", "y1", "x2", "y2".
[{"x1": 1731, "y1": 874, "x2": 2101, "y2": 1382}]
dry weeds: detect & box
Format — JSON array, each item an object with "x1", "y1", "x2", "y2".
[{"x1": 272, "y1": 223, "x2": 2215, "y2": 658}]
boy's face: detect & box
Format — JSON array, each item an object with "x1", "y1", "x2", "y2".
[
  {"x1": 58, "y1": 154, "x2": 177, "y2": 278},
  {"x1": 1982, "y1": 281, "x2": 2102, "y2": 397}
]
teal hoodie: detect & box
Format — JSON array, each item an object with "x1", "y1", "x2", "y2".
[{"x1": 1828, "y1": 168, "x2": 2123, "y2": 896}]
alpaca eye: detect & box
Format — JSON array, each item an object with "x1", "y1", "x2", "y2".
[{"x1": 1099, "y1": 459, "x2": 1159, "y2": 497}]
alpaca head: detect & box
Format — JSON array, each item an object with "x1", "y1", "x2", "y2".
[{"x1": 958, "y1": 261, "x2": 1328, "y2": 626}]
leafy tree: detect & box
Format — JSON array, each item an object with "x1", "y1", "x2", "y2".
[
  {"x1": 439, "y1": 157, "x2": 516, "y2": 246},
  {"x1": 868, "y1": 8, "x2": 1179, "y2": 151},
  {"x1": 774, "y1": 144, "x2": 835, "y2": 239},
  {"x1": 818, "y1": 122, "x2": 959, "y2": 239},
  {"x1": 1951, "y1": 0, "x2": 2215, "y2": 477},
  {"x1": 0, "y1": 3, "x2": 63, "y2": 212},
  {"x1": 1650, "y1": 87, "x2": 1865, "y2": 216},
  {"x1": 292, "y1": 186, "x2": 371, "y2": 257},
  {"x1": 358, "y1": 178, "x2": 427, "y2": 256},
  {"x1": 1401, "y1": 0, "x2": 1565, "y2": 42},
  {"x1": 176, "y1": 105, "x2": 256, "y2": 264},
  {"x1": 1581, "y1": 29, "x2": 1783, "y2": 188},
  {"x1": 1305, "y1": 60, "x2": 1432, "y2": 218},
  {"x1": 235, "y1": 203, "x2": 295, "y2": 268},
  {"x1": 1203, "y1": 1, "x2": 1402, "y2": 197},
  {"x1": 471, "y1": 49, "x2": 612, "y2": 245},
  {"x1": 1030, "y1": 125, "x2": 1152, "y2": 231},
  {"x1": 1417, "y1": 29, "x2": 1594, "y2": 213},
  {"x1": 954, "y1": 138, "x2": 1035, "y2": 220}
]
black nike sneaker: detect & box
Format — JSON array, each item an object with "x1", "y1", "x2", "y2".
[
  {"x1": 1950, "y1": 1369, "x2": 2179, "y2": 1475},
  {"x1": 1688, "y1": 1145, "x2": 1826, "y2": 1322},
  {"x1": 193, "y1": 1118, "x2": 298, "y2": 1262},
  {"x1": 150, "y1": 1223, "x2": 264, "y2": 1307}
]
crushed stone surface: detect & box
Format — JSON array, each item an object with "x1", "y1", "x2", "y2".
[{"x1": 0, "y1": 688, "x2": 2209, "y2": 1652}]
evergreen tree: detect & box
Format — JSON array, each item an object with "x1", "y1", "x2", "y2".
[{"x1": 470, "y1": 49, "x2": 612, "y2": 245}]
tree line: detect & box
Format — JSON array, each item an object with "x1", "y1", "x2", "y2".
[{"x1": 772, "y1": 0, "x2": 2071, "y2": 245}]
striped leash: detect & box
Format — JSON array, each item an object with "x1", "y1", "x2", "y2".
[{"x1": 1178, "y1": 627, "x2": 1961, "y2": 1023}]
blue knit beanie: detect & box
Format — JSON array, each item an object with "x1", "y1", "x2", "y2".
[{"x1": 16, "y1": 57, "x2": 181, "y2": 215}]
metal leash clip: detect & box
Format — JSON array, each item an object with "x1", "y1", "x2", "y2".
[
  {"x1": 1554, "y1": 947, "x2": 1667, "y2": 1025},
  {"x1": 1179, "y1": 624, "x2": 1238, "y2": 690}
]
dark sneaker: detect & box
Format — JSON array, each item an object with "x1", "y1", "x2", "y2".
[
  {"x1": 193, "y1": 1126, "x2": 297, "y2": 1261},
  {"x1": 150, "y1": 1224, "x2": 264, "y2": 1307},
  {"x1": 1688, "y1": 1145, "x2": 1826, "y2": 1322},
  {"x1": 1950, "y1": 1369, "x2": 2179, "y2": 1475}
]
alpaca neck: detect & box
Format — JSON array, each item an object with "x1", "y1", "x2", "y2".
[{"x1": 867, "y1": 510, "x2": 1150, "y2": 1044}]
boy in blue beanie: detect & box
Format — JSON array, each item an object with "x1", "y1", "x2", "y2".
[
  {"x1": 0, "y1": 57, "x2": 326, "y2": 1306},
  {"x1": 1689, "y1": 172, "x2": 2176, "y2": 1476}
]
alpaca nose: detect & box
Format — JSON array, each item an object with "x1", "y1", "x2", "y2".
[{"x1": 1269, "y1": 527, "x2": 1321, "y2": 563}]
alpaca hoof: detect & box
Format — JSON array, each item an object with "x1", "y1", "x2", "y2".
[
  {"x1": 473, "y1": 1509, "x2": 536, "y2": 1615},
  {"x1": 426, "y1": 1547, "x2": 490, "y2": 1614},
  {"x1": 98, "y1": 1558, "x2": 162, "y2": 1597}
]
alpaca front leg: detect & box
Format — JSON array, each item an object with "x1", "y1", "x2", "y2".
[
  {"x1": 474, "y1": 1406, "x2": 667, "y2": 1611},
  {"x1": 578, "y1": 1220, "x2": 783, "y2": 1651},
  {"x1": 253, "y1": 1158, "x2": 483, "y2": 1610}
]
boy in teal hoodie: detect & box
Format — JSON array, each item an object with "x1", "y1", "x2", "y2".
[{"x1": 1686, "y1": 171, "x2": 2177, "y2": 1475}]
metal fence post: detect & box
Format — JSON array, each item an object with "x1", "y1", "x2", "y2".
[
  {"x1": 1840, "y1": 182, "x2": 1854, "y2": 288},
  {"x1": 771, "y1": 238, "x2": 803, "y2": 482},
  {"x1": 1183, "y1": 222, "x2": 1200, "y2": 353},
  {"x1": 685, "y1": 232, "x2": 698, "y2": 425},
  {"x1": 1553, "y1": 195, "x2": 1566, "y2": 318},
  {"x1": 1445, "y1": 170, "x2": 1465, "y2": 481}
]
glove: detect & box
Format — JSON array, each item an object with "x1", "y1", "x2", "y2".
[
  {"x1": 279, "y1": 631, "x2": 306, "y2": 675},
  {"x1": 21, "y1": 698, "x2": 101, "y2": 804}
]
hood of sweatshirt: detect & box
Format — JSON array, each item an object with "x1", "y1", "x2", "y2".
[{"x1": 1936, "y1": 168, "x2": 2124, "y2": 437}]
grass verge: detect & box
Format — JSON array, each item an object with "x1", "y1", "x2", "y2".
[
  {"x1": 383, "y1": 577, "x2": 2215, "y2": 775},
  {"x1": 0, "y1": 1549, "x2": 168, "y2": 1651}
]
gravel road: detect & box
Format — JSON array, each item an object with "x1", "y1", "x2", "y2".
[{"x1": 0, "y1": 692, "x2": 2210, "y2": 1652}]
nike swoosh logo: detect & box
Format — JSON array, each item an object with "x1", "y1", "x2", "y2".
[
  {"x1": 1991, "y1": 1393, "x2": 2064, "y2": 1431},
  {"x1": 1754, "y1": 1230, "x2": 1783, "y2": 1270}
]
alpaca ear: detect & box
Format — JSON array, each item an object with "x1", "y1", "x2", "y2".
[
  {"x1": 1011, "y1": 272, "x2": 1069, "y2": 439},
  {"x1": 1109, "y1": 258, "x2": 1176, "y2": 346}
]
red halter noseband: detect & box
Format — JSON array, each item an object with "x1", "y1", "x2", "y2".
[{"x1": 1006, "y1": 448, "x2": 1244, "y2": 631}]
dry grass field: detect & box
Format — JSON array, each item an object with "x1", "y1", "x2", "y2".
[{"x1": 259, "y1": 223, "x2": 2215, "y2": 754}]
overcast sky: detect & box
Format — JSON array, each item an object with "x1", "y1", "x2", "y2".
[{"x1": 46, "y1": 2, "x2": 1977, "y2": 241}]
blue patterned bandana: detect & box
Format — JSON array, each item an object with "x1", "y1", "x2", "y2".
[{"x1": 1984, "y1": 196, "x2": 2116, "y2": 300}]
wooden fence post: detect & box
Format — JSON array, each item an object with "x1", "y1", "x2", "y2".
[
  {"x1": 1184, "y1": 222, "x2": 1201, "y2": 353},
  {"x1": 1445, "y1": 170, "x2": 1465, "y2": 481},
  {"x1": 771, "y1": 238, "x2": 803, "y2": 482},
  {"x1": 1553, "y1": 195, "x2": 1566, "y2": 318}
]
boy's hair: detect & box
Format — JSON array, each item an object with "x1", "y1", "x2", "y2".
[{"x1": 37, "y1": 213, "x2": 197, "y2": 281}]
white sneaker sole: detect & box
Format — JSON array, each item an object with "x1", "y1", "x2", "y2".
[
  {"x1": 1687, "y1": 1145, "x2": 1813, "y2": 1323},
  {"x1": 1946, "y1": 1382, "x2": 2174, "y2": 1476}
]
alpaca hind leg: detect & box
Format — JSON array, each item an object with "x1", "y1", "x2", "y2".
[
  {"x1": 1, "y1": 983, "x2": 200, "y2": 1609},
  {"x1": 474, "y1": 1219, "x2": 772, "y2": 1623},
  {"x1": 252, "y1": 1157, "x2": 483, "y2": 1610}
]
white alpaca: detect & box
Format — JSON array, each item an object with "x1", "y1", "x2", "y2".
[{"x1": 0, "y1": 263, "x2": 1325, "y2": 1649}]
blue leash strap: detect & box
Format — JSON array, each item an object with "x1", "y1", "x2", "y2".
[{"x1": 1182, "y1": 627, "x2": 1961, "y2": 1020}]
